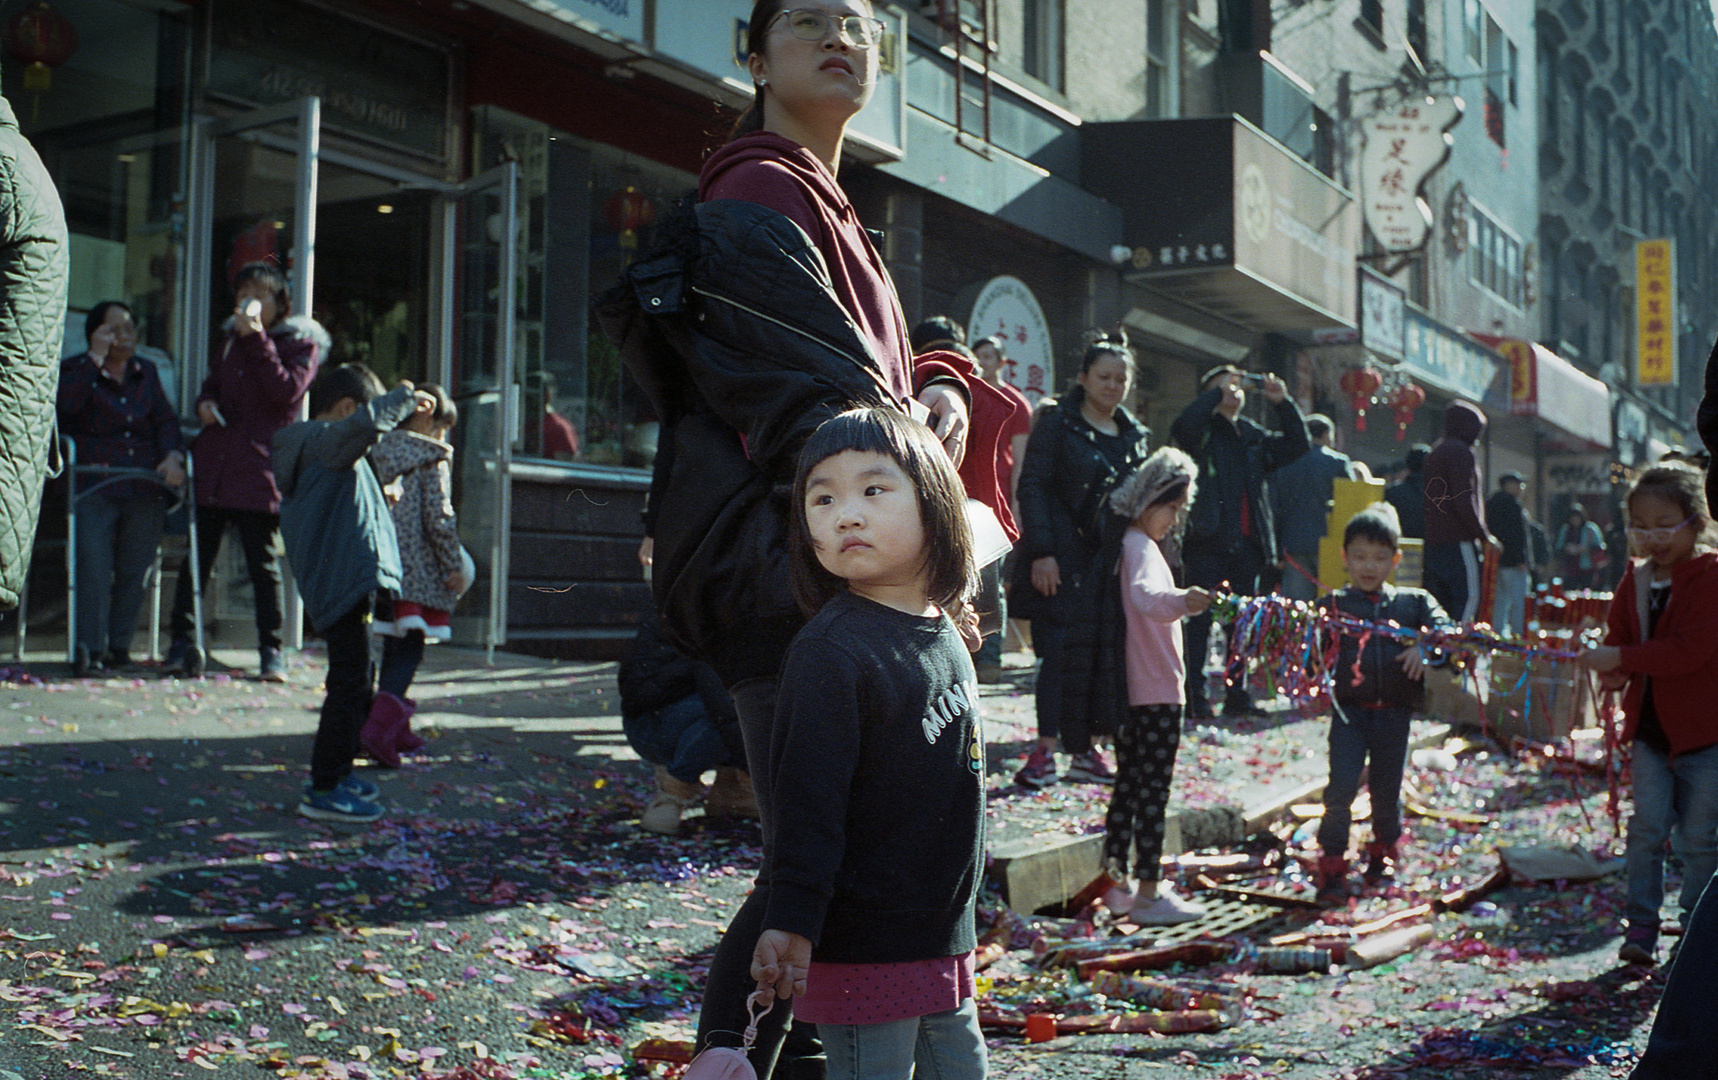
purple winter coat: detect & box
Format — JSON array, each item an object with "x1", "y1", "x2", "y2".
[{"x1": 191, "y1": 315, "x2": 327, "y2": 514}]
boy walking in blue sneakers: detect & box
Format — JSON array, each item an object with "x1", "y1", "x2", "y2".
[{"x1": 273, "y1": 362, "x2": 419, "y2": 823}]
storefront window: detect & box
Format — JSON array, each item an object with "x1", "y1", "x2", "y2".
[
  {"x1": 12, "y1": 0, "x2": 192, "y2": 400},
  {"x1": 472, "y1": 106, "x2": 694, "y2": 472}
]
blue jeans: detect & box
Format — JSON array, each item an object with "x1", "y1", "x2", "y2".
[
  {"x1": 821, "y1": 998, "x2": 987, "y2": 1080},
  {"x1": 74, "y1": 491, "x2": 166, "y2": 657},
  {"x1": 1492, "y1": 565, "x2": 1528, "y2": 638},
  {"x1": 1625, "y1": 740, "x2": 1718, "y2": 928},
  {"x1": 1317, "y1": 704, "x2": 1412, "y2": 856},
  {"x1": 621, "y1": 693, "x2": 731, "y2": 785}
]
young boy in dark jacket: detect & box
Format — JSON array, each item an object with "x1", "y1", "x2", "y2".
[
  {"x1": 1314, "y1": 504, "x2": 1450, "y2": 903},
  {"x1": 273, "y1": 363, "x2": 418, "y2": 823}
]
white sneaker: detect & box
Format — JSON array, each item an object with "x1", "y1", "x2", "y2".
[
  {"x1": 1127, "y1": 888, "x2": 1207, "y2": 925},
  {"x1": 1101, "y1": 882, "x2": 1136, "y2": 915}
]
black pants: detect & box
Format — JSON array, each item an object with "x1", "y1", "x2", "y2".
[
  {"x1": 1181, "y1": 538, "x2": 1265, "y2": 708},
  {"x1": 1316, "y1": 704, "x2": 1412, "y2": 857},
  {"x1": 1423, "y1": 539, "x2": 1480, "y2": 624},
  {"x1": 1104, "y1": 704, "x2": 1183, "y2": 880},
  {"x1": 696, "y1": 677, "x2": 823, "y2": 1080},
  {"x1": 1631, "y1": 874, "x2": 1718, "y2": 1079},
  {"x1": 309, "y1": 599, "x2": 373, "y2": 791},
  {"x1": 169, "y1": 506, "x2": 284, "y2": 651}
]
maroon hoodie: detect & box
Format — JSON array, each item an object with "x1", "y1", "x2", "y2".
[
  {"x1": 699, "y1": 133, "x2": 913, "y2": 405},
  {"x1": 1422, "y1": 399, "x2": 1490, "y2": 544}
]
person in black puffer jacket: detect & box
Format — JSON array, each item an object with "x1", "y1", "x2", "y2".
[{"x1": 1010, "y1": 331, "x2": 1151, "y2": 789}]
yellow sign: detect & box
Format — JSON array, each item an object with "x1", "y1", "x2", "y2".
[{"x1": 1636, "y1": 239, "x2": 1676, "y2": 386}]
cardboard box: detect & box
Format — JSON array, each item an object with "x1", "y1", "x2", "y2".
[
  {"x1": 1485, "y1": 654, "x2": 1597, "y2": 742},
  {"x1": 1422, "y1": 658, "x2": 1487, "y2": 727}
]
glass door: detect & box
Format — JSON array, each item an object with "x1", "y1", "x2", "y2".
[
  {"x1": 439, "y1": 163, "x2": 520, "y2": 652},
  {"x1": 194, "y1": 97, "x2": 442, "y2": 651}
]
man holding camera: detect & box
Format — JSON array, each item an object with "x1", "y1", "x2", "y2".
[{"x1": 1170, "y1": 364, "x2": 1310, "y2": 718}]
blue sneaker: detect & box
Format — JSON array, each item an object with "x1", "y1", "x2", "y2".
[
  {"x1": 299, "y1": 785, "x2": 384, "y2": 823},
  {"x1": 336, "y1": 775, "x2": 380, "y2": 801}
]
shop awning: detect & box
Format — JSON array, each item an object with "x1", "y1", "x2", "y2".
[{"x1": 1470, "y1": 334, "x2": 1611, "y2": 449}]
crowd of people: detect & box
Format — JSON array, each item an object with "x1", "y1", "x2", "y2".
[
  {"x1": 595, "y1": 5, "x2": 1718, "y2": 1080},
  {"x1": 52, "y1": 260, "x2": 473, "y2": 824}
]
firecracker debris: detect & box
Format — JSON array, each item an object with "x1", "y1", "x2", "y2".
[{"x1": 0, "y1": 645, "x2": 1666, "y2": 1079}]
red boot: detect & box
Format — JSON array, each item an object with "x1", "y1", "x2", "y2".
[
  {"x1": 1315, "y1": 854, "x2": 1350, "y2": 906},
  {"x1": 394, "y1": 696, "x2": 425, "y2": 753},
  {"x1": 360, "y1": 692, "x2": 410, "y2": 768},
  {"x1": 1363, "y1": 841, "x2": 1398, "y2": 885}
]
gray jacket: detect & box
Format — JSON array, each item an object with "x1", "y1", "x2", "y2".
[
  {"x1": 0, "y1": 96, "x2": 66, "y2": 608},
  {"x1": 273, "y1": 386, "x2": 414, "y2": 631}
]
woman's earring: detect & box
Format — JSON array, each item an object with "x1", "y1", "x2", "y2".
[{"x1": 758, "y1": 79, "x2": 768, "y2": 86}]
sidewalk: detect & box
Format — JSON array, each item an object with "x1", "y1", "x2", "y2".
[
  {"x1": 0, "y1": 637, "x2": 1637, "y2": 1080},
  {"x1": 0, "y1": 641, "x2": 1441, "y2": 902}
]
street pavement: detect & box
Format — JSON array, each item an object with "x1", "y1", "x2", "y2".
[{"x1": 0, "y1": 642, "x2": 1668, "y2": 1079}]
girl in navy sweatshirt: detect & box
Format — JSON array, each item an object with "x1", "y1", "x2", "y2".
[{"x1": 751, "y1": 408, "x2": 986, "y2": 1080}]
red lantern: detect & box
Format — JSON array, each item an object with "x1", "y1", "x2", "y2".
[
  {"x1": 604, "y1": 187, "x2": 656, "y2": 233},
  {"x1": 1339, "y1": 365, "x2": 1382, "y2": 431},
  {"x1": 1388, "y1": 381, "x2": 1426, "y2": 440},
  {"x1": 6, "y1": 1, "x2": 77, "y2": 92}
]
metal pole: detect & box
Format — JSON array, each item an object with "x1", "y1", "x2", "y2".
[
  {"x1": 63, "y1": 439, "x2": 76, "y2": 665},
  {"x1": 491, "y1": 160, "x2": 519, "y2": 655},
  {"x1": 281, "y1": 95, "x2": 320, "y2": 654}
]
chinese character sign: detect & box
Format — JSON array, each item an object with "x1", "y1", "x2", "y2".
[
  {"x1": 966, "y1": 276, "x2": 1054, "y2": 409},
  {"x1": 1359, "y1": 96, "x2": 1463, "y2": 253},
  {"x1": 1636, "y1": 239, "x2": 1677, "y2": 387}
]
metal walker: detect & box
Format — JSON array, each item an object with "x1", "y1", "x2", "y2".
[{"x1": 15, "y1": 436, "x2": 207, "y2": 672}]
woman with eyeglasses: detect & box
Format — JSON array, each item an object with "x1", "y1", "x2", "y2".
[
  {"x1": 1579, "y1": 461, "x2": 1718, "y2": 968},
  {"x1": 601, "y1": 2, "x2": 1006, "y2": 1078}
]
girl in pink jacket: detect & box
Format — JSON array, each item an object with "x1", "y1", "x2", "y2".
[{"x1": 1104, "y1": 446, "x2": 1213, "y2": 925}]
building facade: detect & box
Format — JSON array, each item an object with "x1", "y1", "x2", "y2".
[
  {"x1": 24, "y1": 0, "x2": 1706, "y2": 657},
  {"x1": 1536, "y1": 0, "x2": 1718, "y2": 489}
]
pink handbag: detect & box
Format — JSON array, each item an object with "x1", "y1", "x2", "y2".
[{"x1": 683, "y1": 991, "x2": 775, "y2": 1080}]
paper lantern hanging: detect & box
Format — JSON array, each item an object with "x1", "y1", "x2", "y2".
[
  {"x1": 1388, "y1": 381, "x2": 1426, "y2": 440},
  {"x1": 1339, "y1": 365, "x2": 1383, "y2": 431},
  {"x1": 603, "y1": 187, "x2": 657, "y2": 253},
  {"x1": 7, "y1": 1, "x2": 77, "y2": 93}
]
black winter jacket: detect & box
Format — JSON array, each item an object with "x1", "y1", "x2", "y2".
[
  {"x1": 1170, "y1": 387, "x2": 1309, "y2": 560},
  {"x1": 1057, "y1": 509, "x2": 1134, "y2": 745},
  {"x1": 1320, "y1": 583, "x2": 1450, "y2": 711},
  {"x1": 1012, "y1": 386, "x2": 1150, "y2": 622},
  {"x1": 597, "y1": 199, "x2": 896, "y2": 687}
]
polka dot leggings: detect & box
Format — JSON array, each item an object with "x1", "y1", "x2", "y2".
[{"x1": 1102, "y1": 703, "x2": 1183, "y2": 881}]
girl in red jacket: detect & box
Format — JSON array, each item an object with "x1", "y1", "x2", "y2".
[{"x1": 1579, "y1": 461, "x2": 1718, "y2": 966}]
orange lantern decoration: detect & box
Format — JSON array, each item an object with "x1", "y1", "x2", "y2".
[
  {"x1": 604, "y1": 186, "x2": 657, "y2": 254},
  {"x1": 7, "y1": 1, "x2": 77, "y2": 93},
  {"x1": 1388, "y1": 381, "x2": 1426, "y2": 440},
  {"x1": 1339, "y1": 365, "x2": 1383, "y2": 431}
]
